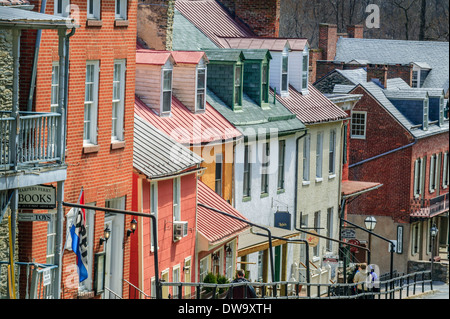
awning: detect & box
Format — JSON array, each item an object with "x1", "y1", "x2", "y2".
[
  {"x1": 237, "y1": 226, "x2": 301, "y2": 257},
  {"x1": 0, "y1": 6, "x2": 76, "y2": 29},
  {"x1": 341, "y1": 180, "x2": 383, "y2": 199}
]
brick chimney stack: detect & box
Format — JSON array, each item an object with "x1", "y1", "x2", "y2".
[
  {"x1": 319, "y1": 23, "x2": 338, "y2": 61},
  {"x1": 347, "y1": 25, "x2": 364, "y2": 39},
  {"x1": 218, "y1": 0, "x2": 281, "y2": 37},
  {"x1": 367, "y1": 64, "x2": 389, "y2": 88}
]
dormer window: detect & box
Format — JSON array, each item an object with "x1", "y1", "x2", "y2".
[
  {"x1": 234, "y1": 65, "x2": 242, "y2": 106},
  {"x1": 162, "y1": 69, "x2": 173, "y2": 115},
  {"x1": 262, "y1": 64, "x2": 269, "y2": 103},
  {"x1": 423, "y1": 98, "x2": 429, "y2": 130},
  {"x1": 196, "y1": 68, "x2": 206, "y2": 111},
  {"x1": 412, "y1": 63, "x2": 431, "y2": 88},
  {"x1": 302, "y1": 49, "x2": 309, "y2": 92},
  {"x1": 439, "y1": 96, "x2": 445, "y2": 126},
  {"x1": 281, "y1": 53, "x2": 289, "y2": 93}
]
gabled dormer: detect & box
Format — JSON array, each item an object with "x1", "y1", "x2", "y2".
[
  {"x1": 203, "y1": 49, "x2": 245, "y2": 111},
  {"x1": 384, "y1": 90, "x2": 430, "y2": 130},
  {"x1": 135, "y1": 50, "x2": 175, "y2": 117},
  {"x1": 268, "y1": 40, "x2": 291, "y2": 97},
  {"x1": 287, "y1": 40, "x2": 310, "y2": 94},
  {"x1": 171, "y1": 51, "x2": 209, "y2": 113},
  {"x1": 240, "y1": 49, "x2": 272, "y2": 108},
  {"x1": 411, "y1": 62, "x2": 432, "y2": 88}
]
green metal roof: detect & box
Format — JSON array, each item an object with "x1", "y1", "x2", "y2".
[{"x1": 203, "y1": 49, "x2": 245, "y2": 63}]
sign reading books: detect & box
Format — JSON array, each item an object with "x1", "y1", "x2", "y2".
[{"x1": 18, "y1": 185, "x2": 56, "y2": 209}]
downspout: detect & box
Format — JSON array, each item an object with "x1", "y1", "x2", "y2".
[
  {"x1": 294, "y1": 129, "x2": 308, "y2": 228},
  {"x1": 27, "y1": 0, "x2": 48, "y2": 111}
]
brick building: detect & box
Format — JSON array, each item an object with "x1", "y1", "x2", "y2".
[{"x1": 16, "y1": 0, "x2": 138, "y2": 298}]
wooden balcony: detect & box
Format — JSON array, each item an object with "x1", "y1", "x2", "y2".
[
  {"x1": 410, "y1": 193, "x2": 449, "y2": 218},
  {"x1": 0, "y1": 110, "x2": 67, "y2": 191}
]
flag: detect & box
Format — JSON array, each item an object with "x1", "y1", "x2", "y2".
[{"x1": 69, "y1": 189, "x2": 89, "y2": 282}]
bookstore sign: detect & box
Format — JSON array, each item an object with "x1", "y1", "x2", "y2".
[{"x1": 18, "y1": 185, "x2": 56, "y2": 209}]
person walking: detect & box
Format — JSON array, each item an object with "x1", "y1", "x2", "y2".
[
  {"x1": 353, "y1": 263, "x2": 371, "y2": 298},
  {"x1": 227, "y1": 269, "x2": 257, "y2": 299}
]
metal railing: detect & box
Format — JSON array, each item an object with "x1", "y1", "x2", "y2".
[
  {"x1": 0, "y1": 261, "x2": 58, "y2": 299},
  {"x1": 1, "y1": 111, "x2": 62, "y2": 169},
  {"x1": 158, "y1": 271, "x2": 433, "y2": 300}
]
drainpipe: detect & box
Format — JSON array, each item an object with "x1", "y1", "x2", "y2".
[
  {"x1": 294, "y1": 129, "x2": 308, "y2": 226},
  {"x1": 27, "y1": 0, "x2": 47, "y2": 111}
]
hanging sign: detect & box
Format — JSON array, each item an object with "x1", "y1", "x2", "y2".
[
  {"x1": 306, "y1": 230, "x2": 319, "y2": 248},
  {"x1": 18, "y1": 213, "x2": 53, "y2": 222},
  {"x1": 274, "y1": 211, "x2": 291, "y2": 230},
  {"x1": 18, "y1": 185, "x2": 56, "y2": 209},
  {"x1": 341, "y1": 228, "x2": 356, "y2": 239}
]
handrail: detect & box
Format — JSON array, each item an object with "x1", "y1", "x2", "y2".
[
  {"x1": 104, "y1": 287, "x2": 122, "y2": 299},
  {"x1": 124, "y1": 279, "x2": 152, "y2": 299}
]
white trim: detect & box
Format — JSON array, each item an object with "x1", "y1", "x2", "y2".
[
  {"x1": 350, "y1": 111, "x2": 367, "y2": 139},
  {"x1": 87, "y1": 0, "x2": 101, "y2": 20},
  {"x1": 54, "y1": 0, "x2": 70, "y2": 17},
  {"x1": 195, "y1": 66, "x2": 207, "y2": 112},
  {"x1": 112, "y1": 59, "x2": 126, "y2": 142},
  {"x1": 161, "y1": 65, "x2": 173, "y2": 116},
  {"x1": 84, "y1": 60, "x2": 100, "y2": 145},
  {"x1": 115, "y1": 0, "x2": 127, "y2": 20}
]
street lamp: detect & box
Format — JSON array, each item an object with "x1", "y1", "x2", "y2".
[
  {"x1": 430, "y1": 224, "x2": 438, "y2": 281},
  {"x1": 364, "y1": 216, "x2": 377, "y2": 265}
]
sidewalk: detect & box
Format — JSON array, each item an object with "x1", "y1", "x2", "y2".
[{"x1": 402, "y1": 281, "x2": 449, "y2": 299}]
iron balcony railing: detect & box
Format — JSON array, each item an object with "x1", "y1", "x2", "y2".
[
  {"x1": 1, "y1": 111, "x2": 63, "y2": 170},
  {"x1": 411, "y1": 193, "x2": 449, "y2": 218}
]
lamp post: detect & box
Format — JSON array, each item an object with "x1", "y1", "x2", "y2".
[
  {"x1": 364, "y1": 216, "x2": 377, "y2": 265},
  {"x1": 430, "y1": 224, "x2": 438, "y2": 281}
]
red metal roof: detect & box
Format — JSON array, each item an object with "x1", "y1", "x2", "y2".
[
  {"x1": 175, "y1": 0, "x2": 254, "y2": 47},
  {"x1": 135, "y1": 96, "x2": 242, "y2": 145},
  {"x1": 197, "y1": 181, "x2": 249, "y2": 245},
  {"x1": 136, "y1": 50, "x2": 173, "y2": 65},
  {"x1": 274, "y1": 85, "x2": 349, "y2": 124},
  {"x1": 341, "y1": 180, "x2": 382, "y2": 197},
  {"x1": 171, "y1": 51, "x2": 209, "y2": 65}
]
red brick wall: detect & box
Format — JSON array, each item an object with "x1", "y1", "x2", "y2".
[
  {"x1": 315, "y1": 60, "x2": 344, "y2": 82},
  {"x1": 219, "y1": 0, "x2": 281, "y2": 37},
  {"x1": 18, "y1": 0, "x2": 137, "y2": 299}
]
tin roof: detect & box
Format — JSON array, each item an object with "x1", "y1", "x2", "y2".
[
  {"x1": 197, "y1": 181, "x2": 249, "y2": 245},
  {"x1": 274, "y1": 85, "x2": 349, "y2": 125},
  {"x1": 171, "y1": 50, "x2": 209, "y2": 65},
  {"x1": 219, "y1": 37, "x2": 308, "y2": 52},
  {"x1": 133, "y1": 114, "x2": 203, "y2": 179},
  {"x1": 0, "y1": 6, "x2": 73, "y2": 28},
  {"x1": 135, "y1": 95, "x2": 242, "y2": 145},
  {"x1": 136, "y1": 50, "x2": 173, "y2": 65}
]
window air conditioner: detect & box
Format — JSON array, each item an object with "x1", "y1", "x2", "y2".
[{"x1": 173, "y1": 221, "x2": 188, "y2": 240}]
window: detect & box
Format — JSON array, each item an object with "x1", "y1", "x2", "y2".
[
  {"x1": 439, "y1": 97, "x2": 445, "y2": 126},
  {"x1": 262, "y1": 64, "x2": 269, "y2": 103},
  {"x1": 411, "y1": 223, "x2": 421, "y2": 255},
  {"x1": 316, "y1": 132, "x2": 323, "y2": 180},
  {"x1": 302, "y1": 134, "x2": 310, "y2": 183},
  {"x1": 443, "y1": 152, "x2": 449, "y2": 188},
  {"x1": 172, "y1": 266, "x2": 180, "y2": 299},
  {"x1": 414, "y1": 158, "x2": 424, "y2": 198},
  {"x1": 84, "y1": 61, "x2": 99, "y2": 145},
  {"x1": 173, "y1": 177, "x2": 181, "y2": 221},
  {"x1": 112, "y1": 60, "x2": 126, "y2": 142},
  {"x1": 87, "y1": 0, "x2": 101, "y2": 19},
  {"x1": 115, "y1": 0, "x2": 127, "y2": 20},
  {"x1": 150, "y1": 182, "x2": 158, "y2": 251},
  {"x1": 261, "y1": 142, "x2": 270, "y2": 194},
  {"x1": 215, "y1": 154, "x2": 223, "y2": 197},
  {"x1": 243, "y1": 145, "x2": 252, "y2": 198},
  {"x1": 351, "y1": 111, "x2": 367, "y2": 139},
  {"x1": 423, "y1": 98, "x2": 429, "y2": 130},
  {"x1": 196, "y1": 68, "x2": 206, "y2": 111},
  {"x1": 412, "y1": 71, "x2": 419, "y2": 88},
  {"x1": 51, "y1": 63, "x2": 59, "y2": 112},
  {"x1": 281, "y1": 53, "x2": 289, "y2": 93},
  {"x1": 54, "y1": 0, "x2": 70, "y2": 17},
  {"x1": 302, "y1": 51, "x2": 309, "y2": 91},
  {"x1": 234, "y1": 65, "x2": 242, "y2": 106},
  {"x1": 429, "y1": 154, "x2": 438, "y2": 193},
  {"x1": 184, "y1": 258, "x2": 192, "y2": 298},
  {"x1": 313, "y1": 211, "x2": 320, "y2": 257},
  {"x1": 326, "y1": 208, "x2": 333, "y2": 252},
  {"x1": 46, "y1": 212, "x2": 56, "y2": 264},
  {"x1": 199, "y1": 257, "x2": 209, "y2": 282},
  {"x1": 329, "y1": 129, "x2": 336, "y2": 176},
  {"x1": 257, "y1": 251, "x2": 264, "y2": 282},
  {"x1": 162, "y1": 69, "x2": 172, "y2": 114},
  {"x1": 278, "y1": 140, "x2": 286, "y2": 190}
]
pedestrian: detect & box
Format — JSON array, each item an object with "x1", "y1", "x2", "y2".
[
  {"x1": 227, "y1": 269, "x2": 257, "y2": 299},
  {"x1": 369, "y1": 265, "x2": 380, "y2": 297},
  {"x1": 348, "y1": 264, "x2": 360, "y2": 295},
  {"x1": 353, "y1": 263, "x2": 371, "y2": 298}
]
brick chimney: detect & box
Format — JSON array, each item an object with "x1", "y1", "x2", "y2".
[
  {"x1": 218, "y1": 0, "x2": 281, "y2": 37},
  {"x1": 137, "y1": 0, "x2": 175, "y2": 50},
  {"x1": 319, "y1": 23, "x2": 338, "y2": 61},
  {"x1": 367, "y1": 64, "x2": 388, "y2": 88},
  {"x1": 347, "y1": 25, "x2": 364, "y2": 39}
]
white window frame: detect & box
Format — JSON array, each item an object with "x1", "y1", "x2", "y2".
[
  {"x1": 46, "y1": 210, "x2": 57, "y2": 264},
  {"x1": 161, "y1": 67, "x2": 173, "y2": 115},
  {"x1": 326, "y1": 207, "x2": 334, "y2": 252},
  {"x1": 51, "y1": 62, "x2": 60, "y2": 112},
  {"x1": 351, "y1": 111, "x2": 367, "y2": 139},
  {"x1": 443, "y1": 152, "x2": 449, "y2": 189},
  {"x1": 150, "y1": 182, "x2": 158, "y2": 252},
  {"x1": 439, "y1": 97, "x2": 445, "y2": 126},
  {"x1": 172, "y1": 265, "x2": 181, "y2": 299},
  {"x1": 196, "y1": 66, "x2": 207, "y2": 112},
  {"x1": 261, "y1": 142, "x2": 270, "y2": 194},
  {"x1": 112, "y1": 59, "x2": 126, "y2": 142},
  {"x1": 281, "y1": 50, "x2": 289, "y2": 95},
  {"x1": 329, "y1": 129, "x2": 336, "y2": 176},
  {"x1": 302, "y1": 134, "x2": 310, "y2": 184},
  {"x1": 316, "y1": 132, "x2": 323, "y2": 181},
  {"x1": 301, "y1": 48, "x2": 309, "y2": 93},
  {"x1": 413, "y1": 158, "x2": 423, "y2": 198},
  {"x1": 423, "y1": 98, "x2": 429, "y2": 131},
  {"x1": 173, "y1": 177, "x2": 181, "y2": 222},
  {"x1": 87, "y1": 0, "x2": 101, "y2": 20},
  {"x1": 429, "y1": 154, "x2": 438, "y2": 193},
  {"x1": 199, "y1": 257, "x2": 210, "y2": 282},
  {"x1": 84, "y1": 60, "x2": 100, "y2": 145},
  {"x1": 115, "y1": 0, "x2": 127, "y2": 20},
  {"x1": 54, "y1": 0, "x2": 70, "y2": 17}
]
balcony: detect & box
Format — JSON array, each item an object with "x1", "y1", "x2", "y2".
[
  {"x1": 0, "y1": 110, "x2": 67, "y2": 191},
  {"x1": 410, "y1": 193, "x2": 449, "y2": 218}
]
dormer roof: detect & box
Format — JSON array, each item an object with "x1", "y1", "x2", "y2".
[
  {"x1": 136, "y1": 50, "x2": 175, "y2": 66},
  {"x1": 171, "y1": 51, "x2": 209, "y2": 65}
]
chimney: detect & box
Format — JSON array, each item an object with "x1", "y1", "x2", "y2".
[
  {"x1": 218, "y1": 0, "x2": 281, "y2": 37},
  {"x1": 347, "y1": 25, "x2": 364, "y2": 39},
  {"x1": 319, "y1": 23, "x2": 338, "y2": 61},
  {"x1": 367, "y1": 64, "x2": 388, "y2": 88},
  {"x1": 137, "y1": 0, "x2": 175, "y2": 50}
]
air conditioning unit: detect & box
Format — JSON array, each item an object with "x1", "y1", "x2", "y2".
[{"x1": 173, "y1": 221, "x2": 188, "y2": 240}]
